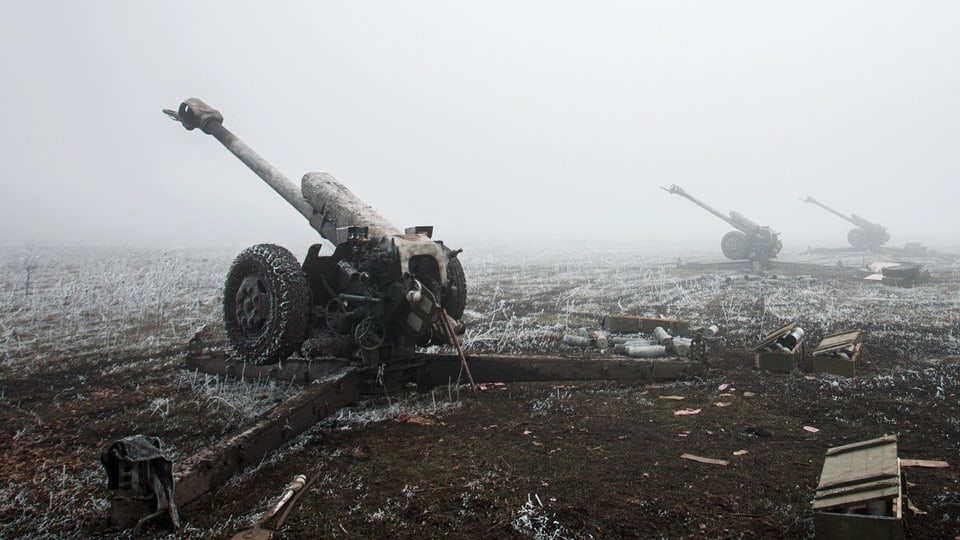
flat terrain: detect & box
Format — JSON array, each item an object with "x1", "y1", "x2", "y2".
[{"x1": 1, "y1": 246, "x2": 959, "y2": 538}]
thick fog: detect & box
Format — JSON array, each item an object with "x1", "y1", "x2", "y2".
[{"x1": 1, "y1": 2, "x2": 958, "y2": 254}]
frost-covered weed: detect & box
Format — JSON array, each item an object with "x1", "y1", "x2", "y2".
[
  {"x1": 530, "y1": 388, "x2": 575, "y2": 417},
  {"x1": 0, "y1": 246, "x2": 232, "y2": 370},
  {"x1": 512, "y1": 493, "x2": 582, "y2": 540},
  {"x1": 0, "y1": 464, "x2": 108, "y2": 539}
]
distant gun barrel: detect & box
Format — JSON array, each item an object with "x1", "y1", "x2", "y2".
[
  {"x1": 661, "y1": 184, "x2": 734, "y2": 228},
  {"x1": 163, "y1": 98, "x2": 400, "y2": 243},
  {"x1": 728, "y1": 211, "x2": 763, "y2": 234},
  {"x1": 850, "y1": 213, "x2": 882, "y2": 231}
]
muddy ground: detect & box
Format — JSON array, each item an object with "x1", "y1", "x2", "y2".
[{"x1": 2, "y1": 247, "x2": 960, "y2": 539}]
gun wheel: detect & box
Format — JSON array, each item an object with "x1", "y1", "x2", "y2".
[
  {"x1": 223, "y1": 244, "x2": 310, "y2": 365},
  {"x1": 443, "y1": 257, "x2": 467, "y2": 320},
  {"x1": 847, "y1": 227, "x2": 868, "y2": 249},
  {"x1": 720, "y1": 231, "x2": 751, "y2": 260}
]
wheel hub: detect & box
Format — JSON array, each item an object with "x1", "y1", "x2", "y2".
[{"x1": 235, "y1": 275, "x2": 270, "y2": 336}]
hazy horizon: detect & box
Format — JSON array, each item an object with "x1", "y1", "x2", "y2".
[{"x1": 2, "y1": 2, "x2": 958, "y2": 254}]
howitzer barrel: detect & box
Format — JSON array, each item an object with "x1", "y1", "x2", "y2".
[
  {"x1": 728, "y1": 211, "x2": 762, "y2": 233},
  {"x1": 800, "y1": 196, "x2": 857, "y2": 226},
  {"x1": 164, "y1": 98, "x2": 400, "y2": 243},
  {"x1": 661, "y1": 184, "x2": 737, "y2": 228},
  {"x1": 850, "y1": 213, "x2": 880, "y2": 231}
]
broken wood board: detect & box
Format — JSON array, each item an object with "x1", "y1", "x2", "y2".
[
  {"x1": 680, "y1": 453, "x2": 729, "y2": 466},
  {"x1": 899, "y1": 459, "x2": 949, "y2": 468}
]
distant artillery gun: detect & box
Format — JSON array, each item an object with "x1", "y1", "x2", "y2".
[
  {"x1": 661, "y1": 184, "x2": 782, "y2": 261},
  {"x1": 800, "y1": 196, "x2": 890, "y2": 251},
  {"x1": 164, "y1": 98, "x2": 467, "y2": 367}
]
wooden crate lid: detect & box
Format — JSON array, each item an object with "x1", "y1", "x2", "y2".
[
  {"x1": 813, "y1": 329, "x2": 863, "y2": 356},
  {"x1": 752, "y1": 321, "x2": 797, "y2": 352},
  {"x1": 813, "y1": 435, "x2": 899, "y2": 511}
]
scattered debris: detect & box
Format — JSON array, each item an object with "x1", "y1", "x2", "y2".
[
  {"x1": 899, "y1": 459, "x2": 949, "y2": 469},
  {"x1": 659, "y1": 395, "x2": 686, "y2": 401},
  {"x1": 231, "y1": 474, "x2": 306, "y2": 540},
  {"x1": 674, "y1": 408, "x2": 702, "y2": 416},
  {"x1": 742, "y1": 391, "x2": 756, "y2": 398},
  {"x1": 907, "y1": 498, "x2": 928, "y2": 516},
  {"x1": 680, "y1": 453, "x2": 730, "y2": 466},
  {"x1": 714, "y1": 402, "x2": 733, "y2": 408},
  {"x1": 803, "y1": 426, "x2": 820, "y2": 433},
  {"x1": 733, "y1": 450, "x2": 749, "y2": 456}
]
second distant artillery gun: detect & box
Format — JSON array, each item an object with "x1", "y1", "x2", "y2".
[
  {"x1": 164, "y1": 98, "x2": 467, "y2": 367},
  {"x1": 662, "y1": 184, "x2": 782, "y2": 261},
  {"x1": 800, "y1": 196, "x2": 890, "y2": 251}
]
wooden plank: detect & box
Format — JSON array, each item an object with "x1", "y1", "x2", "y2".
[
  {"x1": 680, "y1": 453, "x2": 729, "y2": 466},
  {"x1": 173, "y1": 369, "x2": 361, "y2": 508},
  {"x1": 899, "y1": 459, "x2": 949, "y2": 468}
]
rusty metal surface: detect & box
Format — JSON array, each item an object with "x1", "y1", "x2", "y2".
[{"x1": 173, "y1": 369, "x2": 362, "y2": 509}]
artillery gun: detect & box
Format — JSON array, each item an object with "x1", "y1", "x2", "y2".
[
  {"x1": 800, "y1": 196, "x2": 890, "y2": 251},
  {"x1": 164, "y1": 98, "x2": 466, "y2": 366},
  {"x1": 661, "y1": 184, "x2": 782, "y2": 261}
]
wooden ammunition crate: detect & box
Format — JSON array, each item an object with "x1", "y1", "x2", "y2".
[
  {"x1": 812, "y1": 330, "x2": 864, "y2": 377},
  {"x1": 753, "y1": 321, "x2": 804, "y2": 373},
  {"x1": 813, "y1": 435, "x2": 903, "y2": 540}
]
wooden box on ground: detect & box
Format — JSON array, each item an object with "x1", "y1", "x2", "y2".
[
  {"x1": 812, "y1": 330, "x2": 864, "y2": 377},
  {"x1": 602, "y1": 315, "x2": 689, "y2": 336},
  {"x1": 813, "y1": 435, "x2": 903, "y2": 540},
  {"x1": 753, "y1": 321, "x2": 805, "y2": 373}
]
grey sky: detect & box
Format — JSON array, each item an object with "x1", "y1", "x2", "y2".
[{"x1": 1, "y1": 2, "x2": 958, "y2": 253}]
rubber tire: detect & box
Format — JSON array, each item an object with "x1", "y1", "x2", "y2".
[
  {"x1": 720, "y1": 231, "x2": 751, "y2": 260},
  {"x1": 444, "y1": 257, "x2": 467, "y2": 319},
  {"x1": 223, "y1": 244, "x2": 310, "y2": 365},
  {"x1": 847, "y1": 227, "x2": 868, "y2": 249}
]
